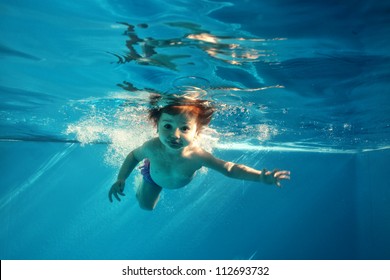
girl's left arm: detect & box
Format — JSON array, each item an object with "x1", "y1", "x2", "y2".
[{"x1": 198, "y1": 150, "x2": 290, "y2": 187}]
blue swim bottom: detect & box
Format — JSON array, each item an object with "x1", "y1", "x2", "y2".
[{"x1": 139, "y1": 159, "x2": 160, "y2": 187}]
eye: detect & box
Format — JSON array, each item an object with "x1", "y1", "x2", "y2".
[
  {"x1": 181, "y1": 126, "x2": 190, "y2": 132},
  {"x1": 163, "y1": 124, "x2": 172, "y2": 129}
]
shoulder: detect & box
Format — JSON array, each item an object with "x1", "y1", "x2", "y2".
[
  {"x1": 189, "y1": 145, "x2": 208, "y2": 159},
  {"x1": 142, "y1": 138, "x2": 160, "y2": 150},
  {"x1": 133, "y1": 137, "x2": 160, "y2": 160},
  {"x1": 191, "y1": 147, "x2": 227, "y2": 169}
]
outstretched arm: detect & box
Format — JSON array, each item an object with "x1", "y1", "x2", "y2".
[
  {"x1": 199, "y1": 150, "x2": 290, "y2": 187},
  {"x1": 109, "y1": 151, "x2": 140, "y2": 202}
]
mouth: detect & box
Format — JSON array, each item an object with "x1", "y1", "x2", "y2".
[{"x1": 167, "y1": 140, "x2": 183, "y2": 149}]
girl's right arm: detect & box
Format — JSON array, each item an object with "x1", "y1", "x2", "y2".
[
  {"x1": 117, "y1": 151, "x2": 140, "y2": 182},
  {"x1": 109, "y1": 144, "x2": 147, "y2": 202}
]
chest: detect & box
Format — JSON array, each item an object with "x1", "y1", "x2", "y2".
[
  {"x1": 147, "y1": 148, "x2": 201, "y2": 183},
  {"x1": 151, "y1": 154, "x2": 195, "y2": 178}
]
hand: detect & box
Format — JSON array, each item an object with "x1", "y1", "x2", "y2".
[
  {"x1": 261, "y1": 169, "x2": 290, "y2": 187},
  {"x1": 109, "y1": 179, "x2": 126, "y2": 202}
]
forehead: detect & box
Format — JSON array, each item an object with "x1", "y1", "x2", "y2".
[{"x1": 159, "y1": 112, "x2": 197, "y2": 124}]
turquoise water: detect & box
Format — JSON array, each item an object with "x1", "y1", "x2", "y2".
[{"x1": 1, "y1": 0, "x2": 389, "y2": 259}]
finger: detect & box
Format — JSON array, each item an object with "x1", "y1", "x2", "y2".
[
  {"x1": 114, "y1": 192, "x2": 121, "y2": 202},
  {"x1": 274, "y1": 170, "x2": 289, "y2": 175},
  {"x1": 275, "y1": 172, "x2": 290, "y2": 178},
  {"x1": 275, "y1": 174, "x2": 290, "y2": 181},
  {"x1": 109, "y1": 188, "x2": 115, "y2": 202},
  {"x1": 118, "y1": 192, "x2": 126, "y2": 197},
  {"x1": 274, "y1": 171, "x2": 290, "y2": 177}
]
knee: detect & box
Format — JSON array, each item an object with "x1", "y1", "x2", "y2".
[
  {"x1": 136, "y1": 182, "x2": 161, "y2": 211},
  {"x1": 138, "y1": 201, "x2": 156, "y2": 211},
  {"x1": 136, "y1": 193, "x2": 157, "y2": 211}
]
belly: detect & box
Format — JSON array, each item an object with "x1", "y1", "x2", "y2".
[
  {"x1": 149, "y1": 165, "x2": 195, "y2": 189},
  {"x1": 152, "y1": 173, "x2": 193, "y2": 189},
  {"x1": 147, "y1": 157, "x2": 199, "y2": 189}
]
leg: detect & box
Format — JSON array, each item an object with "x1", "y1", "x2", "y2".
[{"x1": 136, "y1": 178, "x2": 162, "y2": 211}]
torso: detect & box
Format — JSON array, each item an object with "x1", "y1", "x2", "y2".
[{"x1": 139, "y1": 138, "x2": 203, "y2": 189}]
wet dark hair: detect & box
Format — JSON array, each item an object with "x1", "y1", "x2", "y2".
[{"x1": 148, "y1": 94, "x2": 215, "y2": 131}]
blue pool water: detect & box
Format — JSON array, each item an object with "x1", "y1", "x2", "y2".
[{"x1": 1, "y1": 0, "x2": 389, "y2": 259}]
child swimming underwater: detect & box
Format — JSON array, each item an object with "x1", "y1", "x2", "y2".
[{"x1": 109, "y1": 94, "x2": 290, "y2": 210}]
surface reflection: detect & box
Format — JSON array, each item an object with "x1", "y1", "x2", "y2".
[{"x1": 110, "y1": 21, "x2": 282, "y2": 70}]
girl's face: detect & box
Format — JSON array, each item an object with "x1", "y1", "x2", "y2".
[{"x1": 157, "y1": 113, "x2": 198, "y2": 150}]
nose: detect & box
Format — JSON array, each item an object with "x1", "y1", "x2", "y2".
[{"x1": 171, "y1": 128, "x2": 181, "y2": 139}]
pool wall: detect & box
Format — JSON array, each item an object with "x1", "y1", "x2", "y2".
[{"x1": 0, "y1": 142, "x2": 389, "y2": 259}]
